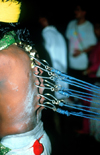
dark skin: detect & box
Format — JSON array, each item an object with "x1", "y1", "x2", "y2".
[
  {"x1": 39, "y1": 17, "x2": 49, "y2": 28},
  {"x1": 0, "y1": 45, "x2": 44, "y2": 138},
  {"x1": 73, "y1": 46, "x2": 95, "y2": 57},
  {"x1": 74, "y1": 6, "x2": 86, "y2": 25}
]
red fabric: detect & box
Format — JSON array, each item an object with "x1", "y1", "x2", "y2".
[
  {"x1": 82, "y1": 100, "x2": 90, "y2": 134},
  {"x1": 82, "y1": 90, "x2": 91, "y2": 134},
  {"x1": 89, "y1": 42, "x2": 100, "y2": 77},
  {"x1": 31, "y1": 135, "x2": 44, "y2": 155}
]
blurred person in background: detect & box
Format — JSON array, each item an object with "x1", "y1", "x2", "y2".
[
  {"x1": 83, "y1": 21, "x2": 100, "y2": 81},
  {"x1": 38, "y1": 15, "x2": 68, "y2": 146},
  {"x1": 39, "y1": 16, "x2": 68, "y2": 100},
  {"x1": 65, "y1": 2, "x2": 97, "y2": 88},
  {"x1": 65, "y1": 2, "x2": 97, "y2": 134},
  {"x1": 83, "y1": 21, "x2": 100, "y2": 141}
]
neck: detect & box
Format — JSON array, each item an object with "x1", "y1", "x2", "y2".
[
  {"x1": 43, "y1": 24, "x2": 49, "y2": 28},
  {"x1": 77, "y1": 18, "x2": 86, "y2": 25}
]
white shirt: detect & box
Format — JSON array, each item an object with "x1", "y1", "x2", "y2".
[
  {"x1": 2, "y1": 121, "x2": 51, "y2": 155},
  {"x1": 42, "y1": 26, "x2": 68, "y2": 99},
  {"x1": 42, "y1": 26, "x2": 67, "y2": 72},
  {"x1": 65, "y1": 20, "x2": 97, "y2": 70}
]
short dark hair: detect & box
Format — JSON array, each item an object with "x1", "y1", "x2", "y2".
[
  {"x1": 75, "y1": 2, "x2": 88, "y2": 12},
  {"x1": 0, "y1": 22, "x2": 34, "y2": 47}
]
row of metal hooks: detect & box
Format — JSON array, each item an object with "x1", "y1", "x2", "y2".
[{"x1": 32, "y1": 56, "x2": 100, "y2": 121}]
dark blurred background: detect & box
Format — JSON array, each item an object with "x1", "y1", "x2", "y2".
[
  {"x1": 19, "y1": 0, "x2": 100, "y2": 154},
  {"x1": 19, "y1": 0, "x2": 100, "y2": 52},
  {"x1": 20, "y1": 0, "x2": 100, "y2": 36}
]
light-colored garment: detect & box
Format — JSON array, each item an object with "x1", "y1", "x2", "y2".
[
  {"x1": 42, "y1": 26, "x2": 68, "y2": 99},
  {"x1": 65, "y1": 20, "x2": 97, "y2": 70},
  {"x1": 1, "y1": 121, "x2": 51, "y2": 155},
  {"x1": 90, "y1": 82, "x2": 100, "y2": 142}
]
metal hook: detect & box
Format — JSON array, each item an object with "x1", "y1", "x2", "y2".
[
  {"x1": 37, "y1": 93, "x2": 60, "y2": 106},
  {"x1": 38, "y1": 102, "x2": 56, "y2": 111},
  {"x1": 33, "y1": 57, "x2": 49, "y2": 69},
  {"x1": 34, "y1": 64, "x2": 51, "y2": 75},
  {"x1": 34, "y1": 83, "x2": 54, "y2": 90},
  {"x1": 37, "y1": 94, "x2": 55, "y2": 102},
  {"x1": 44, "y1": 80, "x2": 57, "y2": 91},
  {"x1": 45, "y1": 80, "x2": 54, "y2": 86},
  {"x1": 33, "y1": 59, "x2": 56, "y2": 77},
  {"x1": 44, "y1": 80, "x2": 63, "y2": 92},
  {"x1": 41, "y1": 59, "x2": 50, "y2": 66},
  {"x1": 43, "y1": 93, "x2": 61, "y2": 105},
  {"x1": 33, "y1": 71, "x2": 51, "y2": 80}
]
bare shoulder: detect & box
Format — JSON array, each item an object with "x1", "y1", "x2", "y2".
[
  {"x1": 0, "y1": 45, "x2": 35, "y2": 137},
  {"x1": 0, "y1": 44, "x2": 30, "y2": 65},
  {"x1": 0, "y1": 44, "x2": 31, "y2": 80}
]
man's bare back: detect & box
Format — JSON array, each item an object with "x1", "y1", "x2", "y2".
[{"x1": 0, "y1": 44, "x2": 39, "y2": 138}]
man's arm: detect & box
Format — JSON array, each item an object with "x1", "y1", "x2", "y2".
[{"x1": 73, "y1": 45, "x2": 95, "y2": 57}]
